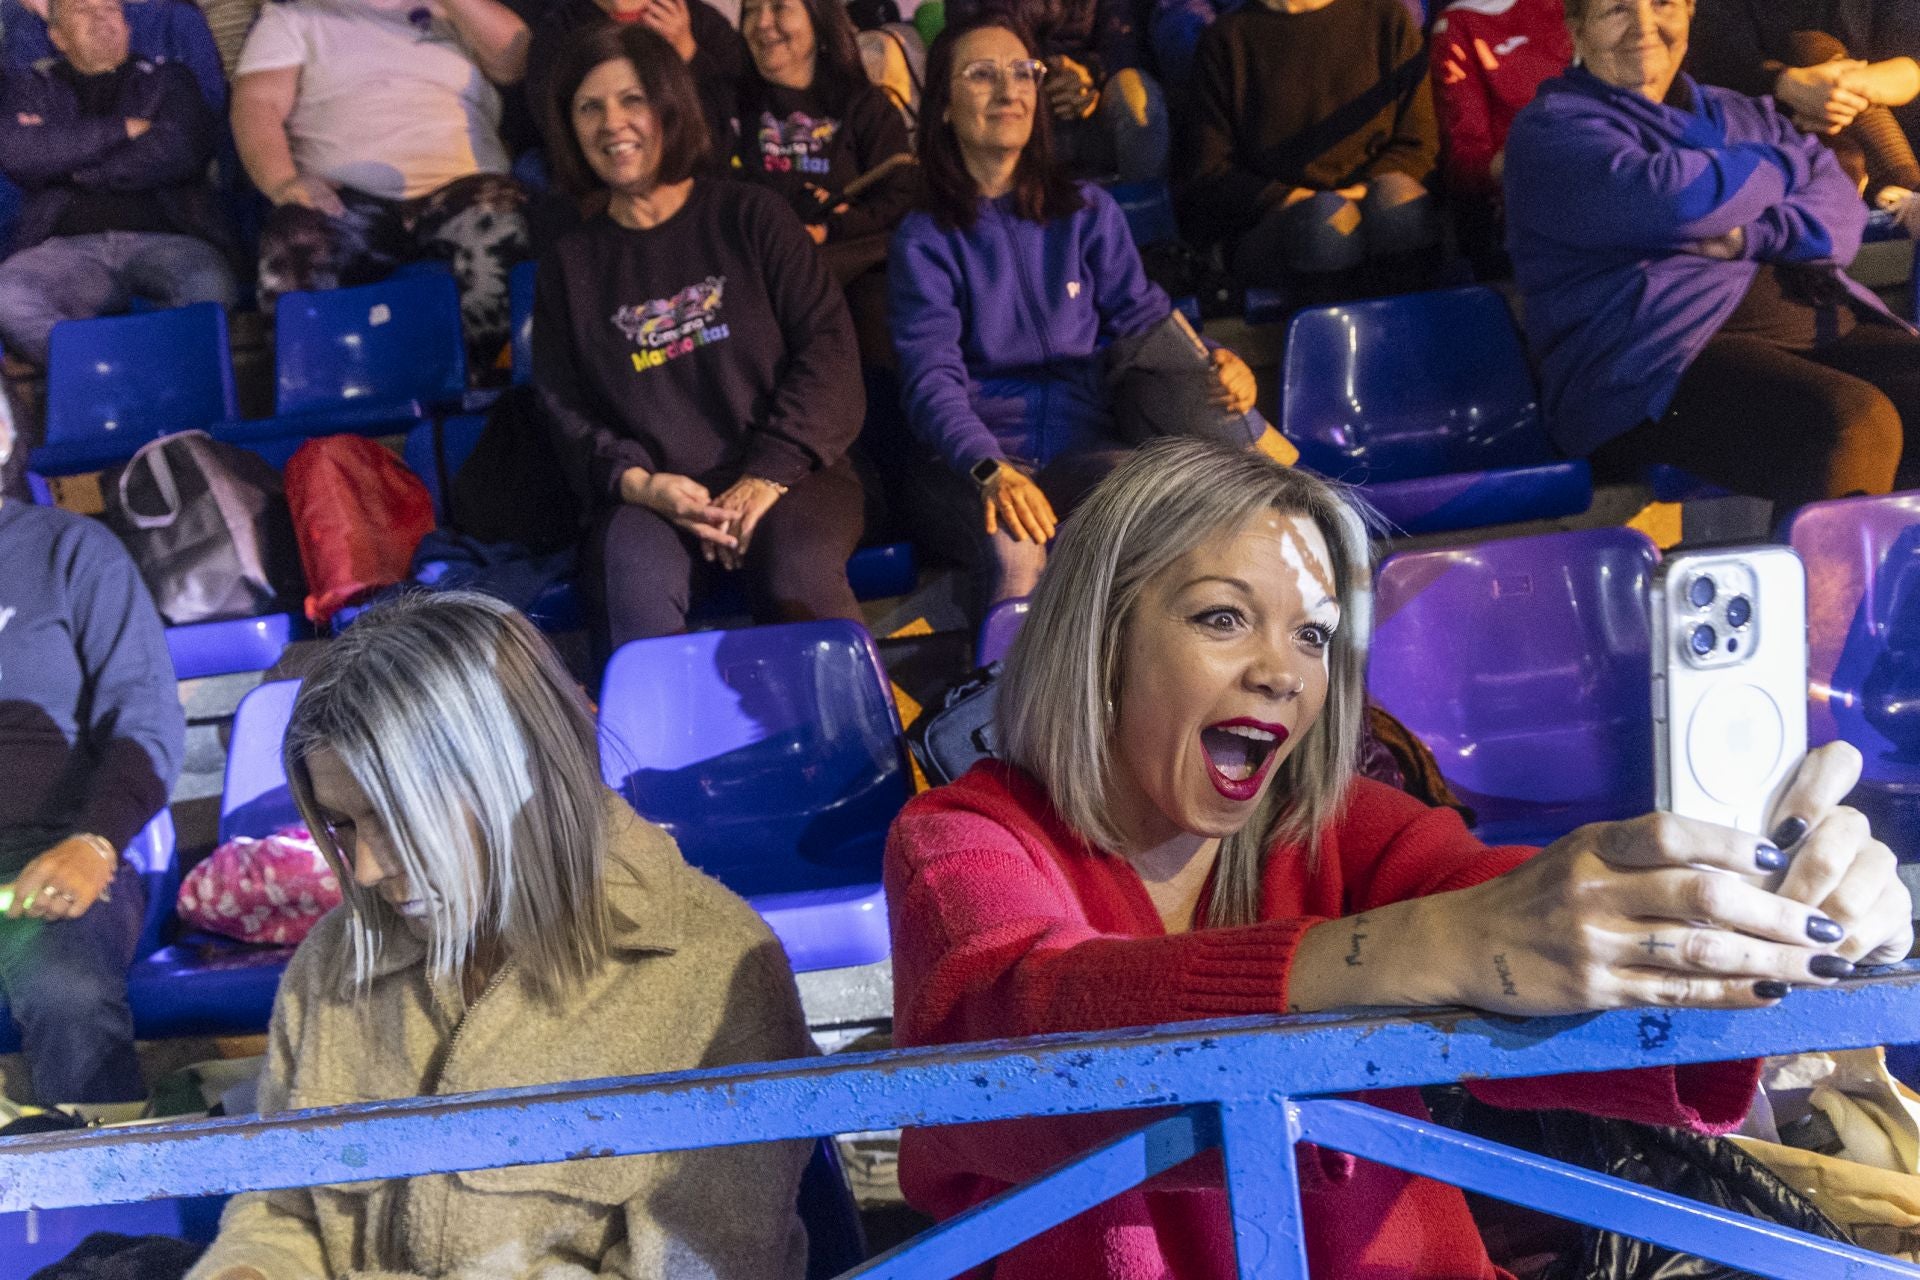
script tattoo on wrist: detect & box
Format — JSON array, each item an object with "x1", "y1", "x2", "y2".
[
  {"x1": 1492, "y1": 954, "x2": 1518, "y2": 998},
  {"x1": 1345, "y1": 915, "x2": 1370, "y2": 968}
]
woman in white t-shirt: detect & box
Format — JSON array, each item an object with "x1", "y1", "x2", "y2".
[{"x1": 232, "y1": 0, "x2": 535, "y2": 368}]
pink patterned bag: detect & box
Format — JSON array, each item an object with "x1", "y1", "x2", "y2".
[{"x1": 176, "y1": 826, "x2": 343, "y2": 946}]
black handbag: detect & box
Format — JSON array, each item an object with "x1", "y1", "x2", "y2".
[
  {"x1": 99, "y1": 430, "x2": 301, "y2": 626},
  {"x1": 1425, "y1": 1086, "x2": 1853, "y2": 1280},
  {"x1": 906, "y1": 662, "x2": 1002, "y2": 787}
]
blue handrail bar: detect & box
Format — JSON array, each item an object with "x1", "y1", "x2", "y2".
[{"x1": 7, "y1": 967, "x2": 1920, "y2": 1278}]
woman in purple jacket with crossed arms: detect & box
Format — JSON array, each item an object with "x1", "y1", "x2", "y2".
[
  {"x1": 1504, "y1": 0, "x2": 1920, "y2": 508},
  {"x1": 887, "y1": 14, "x2": 1287, "y2": 622}
]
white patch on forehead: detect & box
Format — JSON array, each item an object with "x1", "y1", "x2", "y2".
[{"x1": 1275, "y1": 515, "x2": 1337, "y2": 616}]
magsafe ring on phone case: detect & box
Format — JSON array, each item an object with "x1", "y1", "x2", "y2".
[{"x1": 1686, "y1": 682, "x2": 1787, "y2": 808}]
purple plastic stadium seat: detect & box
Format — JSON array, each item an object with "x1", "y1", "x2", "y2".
[
  {"x1": 115, "y1": 679, "x2": 303, "y2": 1045},
  {"x1": 1281, "y1": 286, "x2": 1593, "y2": 534},
  {"x1": 218, "y1": 679, "x2": 305, "y2": 843},
  {"x1": 1369, "y1": 527, "x2": 1660, "y2": 846},
  {"x1": 598, "y1": 621, "x2": 908, "y2": 972},
  {"x1": 976, "y1": 597, "x2": 1030, "y2": 666},
  {"x1": 1786, "y1": 492, "x2": 1920, "y2": 857},
  {"x1": 166, "y1": 613, "x2": 301, "y2": 680}
]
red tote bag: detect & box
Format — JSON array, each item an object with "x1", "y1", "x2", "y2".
[{"x1": 284, "y1": 435, "x2": 436, "y2": 626}]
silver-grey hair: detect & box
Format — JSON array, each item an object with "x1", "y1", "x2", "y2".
[
  {"x1": 284, "y1": 591, "x2": 610, "y2": 1000},
  {"x1": 996, "y1": 439, "x2": 1375, "y2": 929}
]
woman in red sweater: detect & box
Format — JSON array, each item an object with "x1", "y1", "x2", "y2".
[{"x1": 883, "y1": 438, "x2": 1912, "y2": 1280}]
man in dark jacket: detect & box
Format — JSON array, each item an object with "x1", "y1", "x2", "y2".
[{"x1": 0, "y1": 0, "x2": 236, "y2": 368}]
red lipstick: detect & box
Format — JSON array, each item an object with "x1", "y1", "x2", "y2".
[{"x1": 1200, "y1": 718, "x2": 1289, "y2": 802}]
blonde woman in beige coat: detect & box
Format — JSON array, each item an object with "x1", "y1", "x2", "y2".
[{"x1": 189, "y1": 592, "x2": 816, "y2": 1280}]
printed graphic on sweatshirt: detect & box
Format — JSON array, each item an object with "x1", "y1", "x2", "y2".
[
  {"x1": 757, "y1": 110, "x2": 837, "y2": 175},
  {"x1": 612, "y1": 276, "x2": 730, "y2": 372}
]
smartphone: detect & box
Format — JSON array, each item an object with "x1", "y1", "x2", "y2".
[{"x1": 1650, "y1": 545, "x2": 1809, "y2": 835}]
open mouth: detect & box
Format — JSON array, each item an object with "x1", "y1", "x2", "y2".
[{"x1": 1200, "y1": 719, "x2": 1286, "y2": 799}]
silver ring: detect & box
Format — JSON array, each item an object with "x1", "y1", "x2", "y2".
[{"x1": 56, "y1": 889, "x2": 76, "y2": 903}]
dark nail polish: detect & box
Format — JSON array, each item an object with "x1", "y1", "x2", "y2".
[
  {"x1": 1755, "y1": 842, "x2": 1788, "y2": 873},
  {"x1": 1770, "y1": 817, "x2": 1810, "y2": 850},
  {"x1": 1807, "y1": 916, "x2": 1846, "y2": 944},
  {"x1": 1810, "y1": 955, "x2": 1856, "y2": 979},
  {"x1": 1754, "y1": 980, "x2": 1792, "y2": 1000}
]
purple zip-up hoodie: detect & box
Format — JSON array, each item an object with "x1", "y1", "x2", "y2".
[
  {"x1": 888, "y1": 182, "x2": 1172, "y2": 472},
  {"x1": 1504, "y1": 67, "x2": 1900, "y2": 459}
]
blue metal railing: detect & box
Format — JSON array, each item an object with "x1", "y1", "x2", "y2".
[{"x1": 8, "y1": 967, "x2": 1920, "y2": 1278}]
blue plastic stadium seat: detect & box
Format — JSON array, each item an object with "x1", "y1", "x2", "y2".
[
  {"x1": 598, "y1": 620, "x2": 908, "y2": 971},
  {"x1": 166, "y1": 613, "x2": 301, "y2": 681},
  {"x1": 1106, "y1": 179, "x2": 1178, "y2": 250},
  {"x1": 127, "y1": 932, "x2": 297, "y2": 1039},
  {"x1": 0, "y1": 1195, "x2": 226, "y2": 1280},
  {"x1": 1369, "y1": 527, "x2": 1660, "y2": 846},
  {"x1": 976, "y1": 596, "x2": 1029, "y2": 666},
  {"x1": 217, "y1": 275, "x2": 466, "y2": 467},
  {"x1": 1787, "y1": 492, "x2": 1920, "y2": 857},
  {"x1": 800, "y1": 1137, "x2": 868, "y2": 1278},
  {"x1": 29, "y1": 303, "x2": 238, "y2": 475},
  {"x1": 0, "y1": 812, "x2": 178, "y2": 1056},
  {"x1": 510, "y1": 258, "x2": 535, "y2": 387},
  {"x1": 1644, "y1": 463, "x2": 1731, "y2": 503},
  {"x1": 505, "y1": 541, "x2": 916, "y2": 635},
  {"x1": 1243, "y1": 285, "x2": 1291, "y2": 326},
  {"x1": 402, "y1": 413, "x2": 488, "y2": 522},
  {"x1": 21, "y1": 476, "x2": 299, "y2": 676},
  {"x1": 1281, "y1": 286, "x2": 1593, "y2": 534}
]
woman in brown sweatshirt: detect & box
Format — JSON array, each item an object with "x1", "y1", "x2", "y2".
[{"x1": 189, "y1": 592, "x2": 816, "y2": 1280}]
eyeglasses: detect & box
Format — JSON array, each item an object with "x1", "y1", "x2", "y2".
[{"x1": 954, "y1": 58, "x2": 1046, "y2": 92}]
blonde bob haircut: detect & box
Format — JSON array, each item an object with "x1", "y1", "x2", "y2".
[
  {"x1": 284, "y1": 591, "x2": 610, "y2": 1000},
  {"x1": 996, "y1": 439, "x2": 1375, "y2": 929}
]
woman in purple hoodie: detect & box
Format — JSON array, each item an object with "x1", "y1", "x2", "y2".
[
  {"x1": 888, "y1": 14, "x2": 1276, "y2": 618},
  {"x1": 1504, "y1": 0, "x2": 1920, "y2": 507}
]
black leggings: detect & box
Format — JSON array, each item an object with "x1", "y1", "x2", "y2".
[
  {"x1": 584, "y1": 456, "x2": 867, "y2": 653},
  {"x1": 1592, "y1": 324, "x2": 1920, "y2": 507}
]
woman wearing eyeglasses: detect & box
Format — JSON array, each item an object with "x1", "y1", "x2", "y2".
[
  {"x1": 188, "y1": 592, "x2": 815, "y2": 1280},
  {"x1": 888, "y1": 15, "x2": 1276, "y2": 622}
]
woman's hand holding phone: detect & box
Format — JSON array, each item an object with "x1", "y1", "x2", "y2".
[
  {"x1": 1418, "y1": 744, "x2": 1908, "y2": 1016},
  {"x1": 1763, "y1": 741, "x2": 1912, "y2": 966}
]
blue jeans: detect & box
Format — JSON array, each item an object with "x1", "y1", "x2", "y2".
[
  {"x1": 0, "y1": 858, "x2": 147, "y2": 1104},
  {"x1": 1055, "y1": 69, "x2": 1171, "y2": 183},
  {"x1": 1231, "y1": 172, "x2": 1439, "y2": 284},
  {"x1": 0, "y1": 231, "x2": 236, "y2": 366}
]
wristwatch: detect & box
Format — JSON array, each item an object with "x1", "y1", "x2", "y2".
[{"x1": 970, "y1": 457, "x2": 1003, "y2": 491}]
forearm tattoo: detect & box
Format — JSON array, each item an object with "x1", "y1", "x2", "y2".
[
  {"x1": 1492, "y1": 953, "x2": 1518, "y2": 997},
  {"x1": 1345, "y1": 915, "x2": 1370, "y2": 968}
]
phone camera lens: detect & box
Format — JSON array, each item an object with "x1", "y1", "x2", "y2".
[
  {"x1": 1690, "y1": 624, "x2": 1717, "y2": 657},
  {"x1": 1725, "y1": 595, "x2": 1752, "y2": 629},
  {"x1": 1688, "y1": 575, "x2": 1716, "y2": 609}
]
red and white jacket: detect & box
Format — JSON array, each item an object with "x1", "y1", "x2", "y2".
[{"x1": 1431, "y1": 0, "x2": 1573, "y2": 199}]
